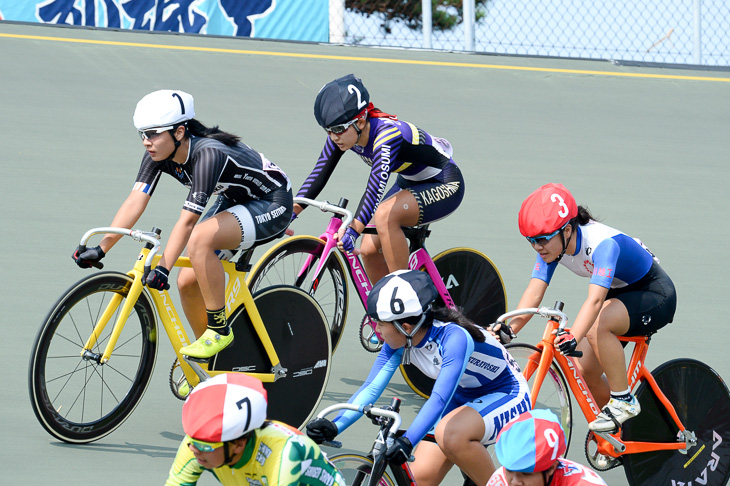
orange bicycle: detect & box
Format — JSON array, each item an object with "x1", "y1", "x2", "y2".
[{"x1": 494, "y1": 302, "x2": 730, "y2": 485}]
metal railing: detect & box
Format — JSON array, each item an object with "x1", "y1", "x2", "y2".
[{"x1": 329, "y1": 0, "x2": 730, "y2": 67}]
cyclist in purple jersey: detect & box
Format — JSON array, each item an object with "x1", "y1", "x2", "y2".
[
  {"x1": 306, "y1": 270, "x2": 530, "y2": 486},
  {"x1": 72, "y1": 90, "x2": 292, "y2": 364},
  {"x1": 491, "y1": 183, "x2": 676, "y2": 433},
  {"x1": 293, "y1": 74, "x2": 465, "y2": 285}
]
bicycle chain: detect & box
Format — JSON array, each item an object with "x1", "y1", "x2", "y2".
[{"x1": 584, "y1": 431, "x2": 623, "y2": 471}]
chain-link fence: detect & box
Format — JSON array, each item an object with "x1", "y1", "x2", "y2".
[{"x1": 330, "y1": 0, "x2": 730, "y2": 67}]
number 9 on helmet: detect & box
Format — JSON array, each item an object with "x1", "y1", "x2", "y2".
[
  {"x1": 182, "y1": 373, "x2": 268, "y2": 443},
  {"x1": 495, "y1": 409, "x2": 567, "y2": 473}
]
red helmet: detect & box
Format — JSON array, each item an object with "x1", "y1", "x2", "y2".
[
  {"x1": 518, "y1": 183, "x2": 578, "y2": 237},
  {"x1": 182, "y1": 373, "x2": 268, "y2": 443}
]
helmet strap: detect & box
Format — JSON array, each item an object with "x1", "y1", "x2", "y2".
[
  {"x1": 543, "y1": 469, "x2": 556, "y2": 486},
  {"x1": 162, "y1": 124, "x2": 186, "y2": 163},
  {"x1": 223, "y1": 442, "x2": 234, "y2": 466},
  {"x1": 392, "y1": 310, "x2": 432, "y2": 366},
  {"x1": 553, "y1": 222, "x2": 575, "y2": 263},
  {"x1": 353, "y1": 120, "x2": 363, "y2": 145}
]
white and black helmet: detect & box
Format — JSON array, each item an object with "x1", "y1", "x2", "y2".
[
  {"x1": 133, "y1": 89, "x2": 195, "y2": 131},
  {"x1": 314, "y1": 74, "x2": 370, "y2": 129},
  {"x1": 367, "y1": 270, "x2": 438, "y2": 322},
  {"x1": 367, "y1": 270, "x2": 439, "y2": 364}
]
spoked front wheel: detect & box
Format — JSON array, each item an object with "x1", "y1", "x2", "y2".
[
  {"x1": 247, "y1": 235, "x2": 349, "y2": 353},
  {"x1": 28, "y1": 272, "x2": 158, "y2": 443},
  {"x1": 504, "y1": 343, "x2": 573, "y2": 454},
  {"x1": 400, "y1": 248, "x2": 508, "y2": 398},
  {"x1": 211, "y1": 285, "x2": 331, "y2": 429},
  {"x1": 622, "y1": 358, "x2": 730, "y2": 486},
  {"x1": 329, "y1": 454, "x2": 396, "y2": 486}
]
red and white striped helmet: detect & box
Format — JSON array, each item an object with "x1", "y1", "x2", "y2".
[{"x1": 182, "y1": 373, "x2": 268, "y2": 442}]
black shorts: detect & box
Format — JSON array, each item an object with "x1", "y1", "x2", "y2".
[
  {"x1": 381, "y1": 162, "x2": 465, "y2": 225},
  {"x1": 607, "y1": 261, "x2": 677, "y2": 337},
  {"x1": 202, "y1": 188, "x2": 292, "y2": 253}
]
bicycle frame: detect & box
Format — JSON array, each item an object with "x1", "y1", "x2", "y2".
[
  {"x1": 499, "y1": 306, "x2": 692, "y2": 458},
  {"x1": 319, "y1": 400, "x2": 416, "y2": 486},
  {"x1": 78, "y1": 227, "x2": 282, "y2": 388},
  {"x1": 285, "y1": 197, "x2": 459, "y2": 329}
]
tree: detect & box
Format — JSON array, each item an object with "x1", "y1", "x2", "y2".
[{"x1": 347, "y1": 0, "x2": 488, "y2": 33}]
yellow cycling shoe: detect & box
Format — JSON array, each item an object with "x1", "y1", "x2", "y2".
[{"x1": 180, "y1": 329, "x2": 234, "y2": 359}]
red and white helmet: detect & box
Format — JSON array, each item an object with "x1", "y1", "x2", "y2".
[
  {"x1": 518, "y1": 183, "x2": 578, "y2": 237},
  {"x1": 182, "y1": 373, "x2": 268, "y2": 442}
]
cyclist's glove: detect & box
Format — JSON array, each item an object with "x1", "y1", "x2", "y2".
[
  {"x1": 341, "y1": 227, "x2": 360, "y2": 253},
  {"x1": 146, "y1": 266, "x2": 170, "y2": 290},
  {"x1": 555, "y1": 332, "x2": 578, "y2": 356},
  {"x1": 490, "y1": 322, "x2": 516, "y2": 344},
  {"x1": 385, "y1": 436, "x2": 413, "y2": 466},
  {"x1": 306, "y1": 418, "x2": 338, "y2": 444},
  {"x1": 73, "y1": 245, "x2": 105, "y2": 269}
]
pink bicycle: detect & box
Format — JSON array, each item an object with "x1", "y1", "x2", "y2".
[{"x1": 247, "y1": 196, "x2": 507, "y2": 397}]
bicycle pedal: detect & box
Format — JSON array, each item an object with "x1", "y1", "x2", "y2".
[{"x1": 183, "y1": 355, "x2": 210, "y2": 364}]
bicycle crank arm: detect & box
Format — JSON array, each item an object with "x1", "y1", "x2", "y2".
[
  {"x1": 594, "y1": 431, "x2": 626, "y2": 453},
  {"x1": 182, "y1": 356, "x2": 212, "y2": 383}
]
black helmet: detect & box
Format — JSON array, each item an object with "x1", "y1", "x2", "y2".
[{"x1": 314, "y1": 74, "x2": 370, "y2": 129}]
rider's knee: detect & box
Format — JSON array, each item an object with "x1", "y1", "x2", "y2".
[{"x1": 177, "y1": 268, "x2": 197, "y2": 293}]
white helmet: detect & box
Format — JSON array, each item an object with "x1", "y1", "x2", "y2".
[{"x1": 133, "y1": 89, "x2": 195, "y2": 131}]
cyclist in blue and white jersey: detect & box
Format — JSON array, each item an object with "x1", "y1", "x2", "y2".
[
  {"x1": 306, "y1": 270, "x2": 530, "y2": 486},
  {"x1": 293, "y1": 74, "x2": 465, "y2": 285},
  {"x1": 72, "y1": 90, "x2": 292, "y2": 362},
  {"x1": 492, "y1": 183, "x2": 676, "y2": 433}
]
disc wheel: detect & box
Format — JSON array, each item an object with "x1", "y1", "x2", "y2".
[
  {"x1": 622, "y1": 358, "x2": 730, "y2": 486},
  {"x1": 28, "y1": 272, "x2": 158, "y2": 443},
  {"x1": 210, "y1": 285, "x2": 331, "y2": 429},
  {"x1": 247, "y1": 235, "x2": 348, "y2": 353}
]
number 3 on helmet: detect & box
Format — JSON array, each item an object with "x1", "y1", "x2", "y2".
[{"x1": 518, "y1": 183, "x2": 578, "y2": 238}]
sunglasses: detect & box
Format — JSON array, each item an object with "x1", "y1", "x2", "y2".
[
  {"x1": 188, "y1": 437, "x2": 224, "y2": 452},
  {"x1": 324, "y1": 118, "x2": 359, "y2": 135},
  {"x1": 138, "y1": 126, "x2": 174, "y2": 140},
  {"x1": 525, "y1": 228, "x2": 562, "y2": 245}
]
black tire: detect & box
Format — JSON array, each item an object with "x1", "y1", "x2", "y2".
[
  {"x1": 400, "y1": 248, "x2": 507, "y2": 398},
  {"x1": 28, "y1": 272, "x2": 158, "y2": 443},
  {"x1": 247, "y1": 236, "x2": 349, "y2": 353},
  {"x1": 210, "y1": 285, "x2": 331, "y2": 429},
  {"x1": 504, "y1": 344, "x2": 573, "y2": 455},
  {"x1": 329, "y1": 454, "x2": 396, "y2": 486},
  {"x1": 622, "y1": 359, "x2": 730, "y2": 486}
]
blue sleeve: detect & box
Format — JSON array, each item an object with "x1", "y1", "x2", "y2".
[
  {"x1": 332, "y1": 345, "x2": 401, "y2": 434},
  {"x1": 404, "y1": 328, "x2": 474, "y2": 445},
  {"x1": 589, "y1": 238, "x2": 620, "y2": 288},
  {"x1": 530, "y1": 254, "x2": 558, "y2": 284}
]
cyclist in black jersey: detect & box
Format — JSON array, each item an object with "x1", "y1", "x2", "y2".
[
  {"x1": 73, "y1": 90, "x2": 292, "y2": 364},
  {"x1": 293, "y1": 74, "x2": 465, "y2": 285}
]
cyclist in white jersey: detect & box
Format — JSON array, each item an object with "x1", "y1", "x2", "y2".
[
  {"x1": 306, "y1": 270, "x2": 530, "y2": 486},
  {"x1": 491, "y1": 183, "x2": 676, "y2": 432}
]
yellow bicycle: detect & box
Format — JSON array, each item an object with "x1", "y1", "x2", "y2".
[{"x1": 28, "y1": 226, "x2": 331, "y2": 444}]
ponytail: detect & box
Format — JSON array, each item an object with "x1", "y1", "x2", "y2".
[
  {"x1": 364, "y1": 102, "x2": 397, "y2": 121},
  {"x1": 186, "y1": 119, "x2": 241, "y2": 147}
]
